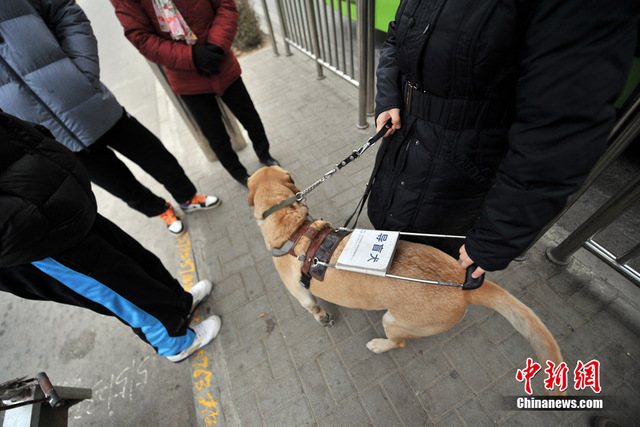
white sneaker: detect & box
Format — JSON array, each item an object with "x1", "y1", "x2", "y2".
[
  {"x1": 159, "y1": 203, "x2": 186, "y2": 236},
  {"x1": 180, "y1": 194, "x2": 222, "y2": 213},
  {"x1": 166, "y1": 315, "x2": 221, "y2": 363},
  {"x1": 189, "y1": 279, "x2": 213, "y2": 314}
]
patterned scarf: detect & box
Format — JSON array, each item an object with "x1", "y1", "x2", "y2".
[{"x1": 152, "y1": 0, "x2": 197, "y2": 45}]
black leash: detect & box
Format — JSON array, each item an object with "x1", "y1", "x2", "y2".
[{"x1": 343, "y1": 122, "x2": 392, "y2": 229}]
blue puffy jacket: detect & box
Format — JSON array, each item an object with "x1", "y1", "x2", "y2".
[{"x1": 0, "y1": 0, "x2": 123, "y2": 151}]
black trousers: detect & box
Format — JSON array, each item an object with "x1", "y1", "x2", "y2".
[
  {"x1": 0, "y1": 215, "x2": 195, "y2": 357},
  {"x1": 180, "y1": 77, "x2": 272, "y2": 182},
  {"x1": 76, "y1": 110, "x2": 197, "y2": 217}
]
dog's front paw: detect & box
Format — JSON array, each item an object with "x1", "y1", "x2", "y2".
[
  {"x1": 320, "y1": 312, "x2": 334, "y2": 327},
  {"x1": 366, "y1": 338, "x2": 394, "y2": 354}
]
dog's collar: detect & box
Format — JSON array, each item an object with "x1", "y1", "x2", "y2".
[{"x1": 262, "y1": 195, "x2": 301, "y2": 220}]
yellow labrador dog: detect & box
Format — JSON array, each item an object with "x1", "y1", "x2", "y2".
[{"x1": 249, "y1": 166, "x2": 563, "y2": 394}]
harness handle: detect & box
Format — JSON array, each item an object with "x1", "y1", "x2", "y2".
[{"x1": 462, "y1": 264, "x2": 485, "y2": 290}]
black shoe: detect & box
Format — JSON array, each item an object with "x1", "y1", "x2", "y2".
[
  {"x1": 236, "y1": 174, "x2": 249, "y2": 188},
  {"x1": 261, "y1": 157, "x2": 280, "y2": 167}
]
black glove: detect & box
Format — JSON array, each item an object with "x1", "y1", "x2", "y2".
[{"x1": 192, "y1": 44, "x2": 224, "y2": 75}]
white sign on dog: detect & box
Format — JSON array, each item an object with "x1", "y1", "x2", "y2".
[{"x1": 336, "y1": 229, "x2": 399, "y2": 276}]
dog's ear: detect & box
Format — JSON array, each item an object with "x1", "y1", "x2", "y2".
[{"x1": 283, "y1": 172, "x2": 301, "y2": 194}]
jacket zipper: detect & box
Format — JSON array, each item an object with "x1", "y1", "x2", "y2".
[{"x1": 384, "y1": 137, "x2": 413, "y2": 212}]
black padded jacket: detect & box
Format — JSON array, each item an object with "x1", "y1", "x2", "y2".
[
  {"x1": 0, "y1": 111, "x2": 96, "y2": 268},
  {"x1": 368, "y1": 0, "x2": 640, "y2": 270}
]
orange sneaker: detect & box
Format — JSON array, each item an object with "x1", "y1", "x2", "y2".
[
  {"x1": 159, "y1": 203, "x2": 185, "y2": 236},
  {"x1": 180, "y1": 194, "x2": 221, "y2": 213}
]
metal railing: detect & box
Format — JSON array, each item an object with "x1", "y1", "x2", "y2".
[
  {"x1": 545, "y1": 87, "x2": 640, "y2": 286},
  {"x1": 263, "y1": 0, "x2": 376, "y2": 128}
]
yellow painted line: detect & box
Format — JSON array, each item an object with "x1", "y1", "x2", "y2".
[{"x1": 175, "y1": 232, "x2": 222, "y2": 425}]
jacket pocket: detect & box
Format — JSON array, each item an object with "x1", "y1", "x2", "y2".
[{"x1": 450, "y1": 127, "x2": 508, "y2": 190}]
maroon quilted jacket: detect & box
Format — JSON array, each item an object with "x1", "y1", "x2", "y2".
[{"x1": 111, "y1": 0, "x2": 242, "y2": 95}]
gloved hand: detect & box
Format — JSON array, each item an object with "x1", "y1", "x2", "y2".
[{"x1": 192, "y1": 44, "x2": 225, "y2": 75}]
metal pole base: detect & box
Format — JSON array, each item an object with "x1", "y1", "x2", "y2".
[{"x1": 545, "y1": 246, "x2": 571, "y2": 266}]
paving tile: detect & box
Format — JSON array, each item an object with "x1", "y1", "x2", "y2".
[
  {"x1": 476, "y1": 374, "x2": 519, "y2": 424},
  {"x1": 529, "y1": 282, "x2": 588, "y2": 328},
  {"x1": 264, "y1": 330, "x2": 295, "y2": 379},
  {"x1": 267, "y1": 286, "x2": 299, "y2": 323},
  {"x1": 241, "y1": 266, "x2": 267, "y2": 301},
  {"x1": 381, "y1": 372, "x2": 431, "y2": 426},
  {"x1": 227, "y1": 341, "x2": 267, "y2": 374},
  {"x1": 256, "y1": 371, "x2": 304, "y2": 414},
  {"x1": 317, "y1": 348, "x2": 357, "y2": 403},
  {"x1": 558, "y1": 320, "x2": 611, "y2": 363},
  {"x1": 233, "y1": 294, "x2": 274, "y2": 329},
  {"x1": 298, "y1": 359, "x2": 336, "y2": 417},
  {"x1": 360, "y1": 385, "x2": 404, "y2": 427},
  {"x1": 326, "y1": 308, "x2": 358, "y2": 344},
  {"x1": 234, "y1": 393, "x2": 264, "y2": 427},
  {"x1": 594, "y1": 341, "x2": 637, "y2": 391},
  {"x1": 455, "y1": 398, "x2": 495, "y2": 426},
  {"x1": 229, "y1": 360, "x2": 274, "y2": 399},
  {"x1": 417, "y1": 373, "x2": 473, "y2": 421},
  {"x1": 288, "y1": 330, "x2": 333, "y2": 367},
  {"x1": 402, "y1": 347, "x2": 453, "y2": 391},
  {"x1": 317, "y1": 396, "x2": 371, "y2": 427},
  {"x1": 280, "y1": 308, "x2": 327, "y2": 342},
  {"x1": 336, "y1": 326, "x2": 381, "y2": 367},
  {"x1": 458, "y1": 326, "x2": 512, "y2": 380},
  {"x1": 349, "y1": 352, "x2": 397, "y2": 390},
  {"x1": 338, "y1": 306, "x2": 373, "y2": 333},
  {"x1": 222, "y1": 252, "x2": 258, "y2": 278},
  {"x1": 389, "y1": 341, "x2": 420, "y2": 368},
  {"x1": 238, "y1": 313, "x2": 278, "y2": 346},
  {"x1": 442, "y1": 338, "x2": 493, "y2": 393},
  {"x1": 477, "y1": 312, "x2": 520, "y2": 345},
  {"x1": 434, "y1": 410, "x2": 464, "y2": 427},
  {"x1": 264, "y1": 396, "x2": 314, "y2": 427},
  {"x1": 217, "y1": 286, "x2": 250, "y2": 316},
  {"x1": 216, "y1": 312, "x2": 243, "y2": 354}
]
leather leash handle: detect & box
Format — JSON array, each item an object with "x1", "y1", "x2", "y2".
[
  {"x1": 462, "y1": 264, "x2": 484, "y2": 290},
  {"x1": 371, "y1": 119, "x2": 392, "y2": 144}
]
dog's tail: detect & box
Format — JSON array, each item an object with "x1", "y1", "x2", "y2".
[{"x1": 466, "y1": 281, "x2": 565, "y2": 396}]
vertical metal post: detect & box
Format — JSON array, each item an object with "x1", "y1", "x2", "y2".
[
  {"x1": 346, "y1": 0, "x2": 355, "y2": 78},
  {"x1": 291, "y1": 0, "x2": 306, "y2": 48},
  {"x1": 259, "y1": 0, "x2": 279, "y2": 56},
  {"x1": 356, "y1": 0, "x2": 369, "y2": 129},
  {"x1": 546, "y1": 173, "x2": 640, "y2": 263},
  {"x1": 306, "y1": 0, "x2": 325, "y2": 79},
  {"x1": 301, "y1": 0, "x2": 314, "y2": 52},
  {"x1": 274, "y1": 0, "x2": 292, "y2": 56},
  {"x1": 321, "y1": 0, "x2": 332, "y2": 65},
  {"x1": 314, "y1": 0, "x2": 326, "y2": 59},
  {"x1": 366, "y1": 0, "x2": 375, "y2": 116},
  {"x1": 329, "y1": 0, "x2": 339, "y2": 69},
  {"x1": 337, "y1": 0, "x2": 346, "y2": 72}
]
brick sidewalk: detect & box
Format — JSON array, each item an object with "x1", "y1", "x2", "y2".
[
  {"x1": 179, "y1": 46, "x2": 640, "y2": 426},
  {"x1": 1, "y1": 1, "x2": 637, "y2": 425}
]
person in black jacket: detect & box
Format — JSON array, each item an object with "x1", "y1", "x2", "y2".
[
  {"x1": 0, "y1": 111, "x2": 220, "y2": 362},
  {"x1": 369, "y1": 0, "x2": 640, "y2": 277}
]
